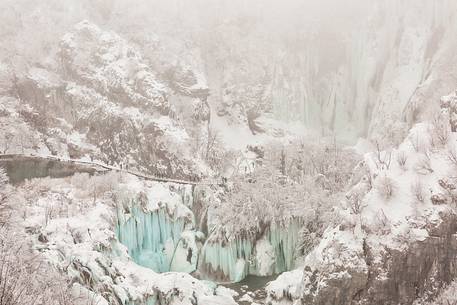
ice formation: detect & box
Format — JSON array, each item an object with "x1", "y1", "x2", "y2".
[
  {"x1": 115, "y1": 183, "x2": 199, "y2": 273},
  {"x1": 113, "y1": 176, "x2": 304, "y2": 284},
  {"x1": 14, "y1": 173, "x2": 238, "y2": 305},
  {"x1": 200, "y1": 220, "x2": 302, "y2": 282}
]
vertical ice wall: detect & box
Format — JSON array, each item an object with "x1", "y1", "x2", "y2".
[
  {"x1": 200, "y1": 237, "x2": 254, "y2": 282},
  {"x1": 116, "y1": 205, "x2": 187, "y2": 272},
  {"x1": 115, "y1": 183, "x2": 198, "y2": 273},
  {"x1": 200, "y1": 220, "x2": 302, "y2": 282},
  {"x1": 115, "y1": 182, "x2": 303, "y2": 283},
  {"x1": 267, "y1": 221, "x2": 301, "y2": 274}
]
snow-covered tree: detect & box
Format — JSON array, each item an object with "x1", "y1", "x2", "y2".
[
  {"x1": 0, "y1": 167, "x2": 10, "y2": 226},
  {"x1": 0, "y1": 228, "x2": 93, "y2": 305},
  {"x1": 213, "y1": 140, "x2": 352, "y2": 239}
]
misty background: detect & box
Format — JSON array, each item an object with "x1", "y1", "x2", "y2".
[
  {"x1": 2, "y1": 3, "x2": 457, "y2": 304},
  {"x1": 1, "y1": 0, "x2": 457, "y2": 147}
]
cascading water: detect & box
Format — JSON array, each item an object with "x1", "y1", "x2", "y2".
[
  {"x1": 265, "y1": 221, "x2": 301, "y2": 274},
  {"x1": 115, "y1": 183, "x2": 304, "y2": 284},
  {"x1": 200, "y1": 237, "x2": 254, "y2": 282},
  {"x1": 200, "y1": 219, "x2": 302, "y2": 282},
  {"x1": 115, "y1": 184, "x2": 199, "y2": 273},
  {"x1": 116, "y1": 205, "x2": 187, "y2": 272}
]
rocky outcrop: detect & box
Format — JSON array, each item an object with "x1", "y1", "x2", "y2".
[
  {"x1": 17, "y1": 173, "x2": 236, "y2": 305},
  {"x1": 359, "y1": 213, "x2": 457, "y2": 305},
  {"x1": 297, "y1": 212, "x2": 457, "y2": 305},
  {"x1": 11, "y1": 21, "x2": 209, "y2": 179},
  {"x1": 266, "y1": 119, "x2": 457, "y2": 305}
]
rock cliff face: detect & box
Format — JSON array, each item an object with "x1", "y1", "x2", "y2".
[
  {"x1": 363, "y1": 215, "x2": 457, "y2": 305},
  {"x1": 5, "y1": 21, "x2": 209, "y2": 179},
  {"x1": 4, "y1": 1, "x2": 457, "y2": 151},
  {"x1": 267, "y1": 119, "x2": 457, "y2": 305},
  {"x1": 267, "y1": 210, "x2": 457, "y2": 305},
  {"x1": 191, "y1": 0, "x2": 457, "y2": 144},
  {"x1": 298, "y1": 213, "x2": 457, "y2": 305},
  {"x1": 3, "y1": 1, "x2": 457, "y2": 157}
]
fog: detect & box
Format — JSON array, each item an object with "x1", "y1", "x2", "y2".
[
  {"x1": 2, "y1": 0, "x2": 449, "y2": 66},
  {"x1": 1, "y1": 0, "x2": 456, "y2": 142}
]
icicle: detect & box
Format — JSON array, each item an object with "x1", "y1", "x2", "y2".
[
  {"x1": 267, "y1": 220, "x2": 300, "y2": 273},
  {"x1": 200, "y1": 219, "x2": 301, "y2": 282},
  {"x1": 200, "y1": 237, "x2": 253, "y2": 282},
  {"x1": 116, "y1": 198, "x2": 187, "y2": 273}
]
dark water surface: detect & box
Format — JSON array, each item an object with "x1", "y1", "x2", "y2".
[
  {"x1": 225, "y1": 275, "x2": 278, "y2": 304},
  {"x1": 0, "y1": 156, "x2": 98, "y2": 184}
]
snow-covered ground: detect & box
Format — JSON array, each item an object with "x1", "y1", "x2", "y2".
[
  {"x1": 3, "y1": 2, "x2": 457, "y2": 305},
  {"x1": 266, "y1": 111, "x2": 457, "y2": 304},
  {"x1": 8, "y1": 172, "x2": 238, "y2": 305}
]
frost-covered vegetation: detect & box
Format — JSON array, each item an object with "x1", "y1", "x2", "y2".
[
  {"x1": 0, "y1": 167, "x2": 11, "y2": 225},
  {"x1": 0, "y1": 169, "x2": 103, "y2": 305},
  {"x1": 0, "y1": 229, "x2": 101, "y2": 305},
  {"x1": 3, "y1": 1, "x2": 457, "y2": 304},
  {"x1": 0, "y1": 169, "x2": 239, "y2": 305},
  {"x1": 420, "y1": 281, "x2": 457, "y2": 305},
  {"x1": 265, "y1": 92, "x2": 457, "y2": 305},
  {"x1": 198, "y1": 139, "x2": 360, "y2": 282},
  {"x1": 213, "y1": 140, "x2": 359, "y2": 240}
]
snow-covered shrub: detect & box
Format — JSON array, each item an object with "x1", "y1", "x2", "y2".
[
  {"x1": 0, "y1": 228, "x2": 85, "y2": 305},
  {"x1": 348, "y1": 194, "x2": 366, "y2": 214},
  {"x1": 431, "y1": 193, "x2": 449, "y2": 205},
  {"x1": 370, "y1": 118, "x2": 409, "y2": 150},
  {"x1": 92, "y1": 171, "x2": 120, "y2": 195},
  {"x1": 264, "y1": 138, "x2": 360, "y2": 192},
  {"x1": 440, "y1": 92, "x2": 457, "y2": 133},
  {"x1": 409, "y1": 133, "x2": 422, "y2": 152},
  {"x1": 0, "y1": 167, "x2": 9, "y2": 191},
  {"x1": 375, "y1": 175, "x2": 396, "y2": 200},
  {"x1": 44, "y1": 203, "x2": 54, "y2": 226},
  {"x1": 203, "y1": 128, "x2": 225, "y2": 173},
  {"x1": 438, "y1": 179, "x2": 457, "y2": 194},
  {"x1": 431, "y1": 114, "x2": 450, "y2": 147},
  {"x1": 298, "y1": 207, "x2": 338, "y2": 255},
  {"x1": 408, "y1": 129, "x2": 431, "y2": 153},
  {"x1": 447, "y1": 144, "x2": 457, "y2": 167},
  {"x1": 411, "y1": 179, "x2": 425, "y2": 204},
  {"x1": 371, "y1": 209, "x2": 391, "y2": 234},
  {"x1": 396, "y1": 151, "x2": 408, "y2": 170},
  {"x1": 437, "y1": 179, "x2": 457, "y2": 204},
  {"x1": 374, "y1": 142, "x2": 392, "y2": 170},
  {"x1": 299, "y1": 227, "x2": 318, "y2": 255},
  {"x1": 415, "y1": 153, "x2": 434, "y2": 174},
  {"x1": 345, "y1": 176, "x2": 371, "y2": 214},
  {"x1": 72, "y1": 172, "x2": 120, "y2": 201},
  {"x1": 420, "y1": 280, "x2": 457, "y2": 305},
  {"x1": 215, "y1": 167, "x2": 298, "y2": 236},
  {"x1": 393, "y1": 227, "x2": 414, "y2": 244},
  {"x1": 0, "y1": 167, "x2": 11, "y2": 225}
]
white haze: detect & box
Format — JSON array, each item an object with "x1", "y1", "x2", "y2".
[{"x1": 1, "y1": 0, "x2": 456, "y2": 143}]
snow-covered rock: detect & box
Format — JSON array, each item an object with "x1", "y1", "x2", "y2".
[
  {"x1": 13, "y1": 173, "x2": 236, "y2": 305},
  {"x1": 2, "y1": 20, "x2": 210, "y2": 179},
  {"x1": 266, "y1": 107, "x2": 457, "y2": 304}
]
